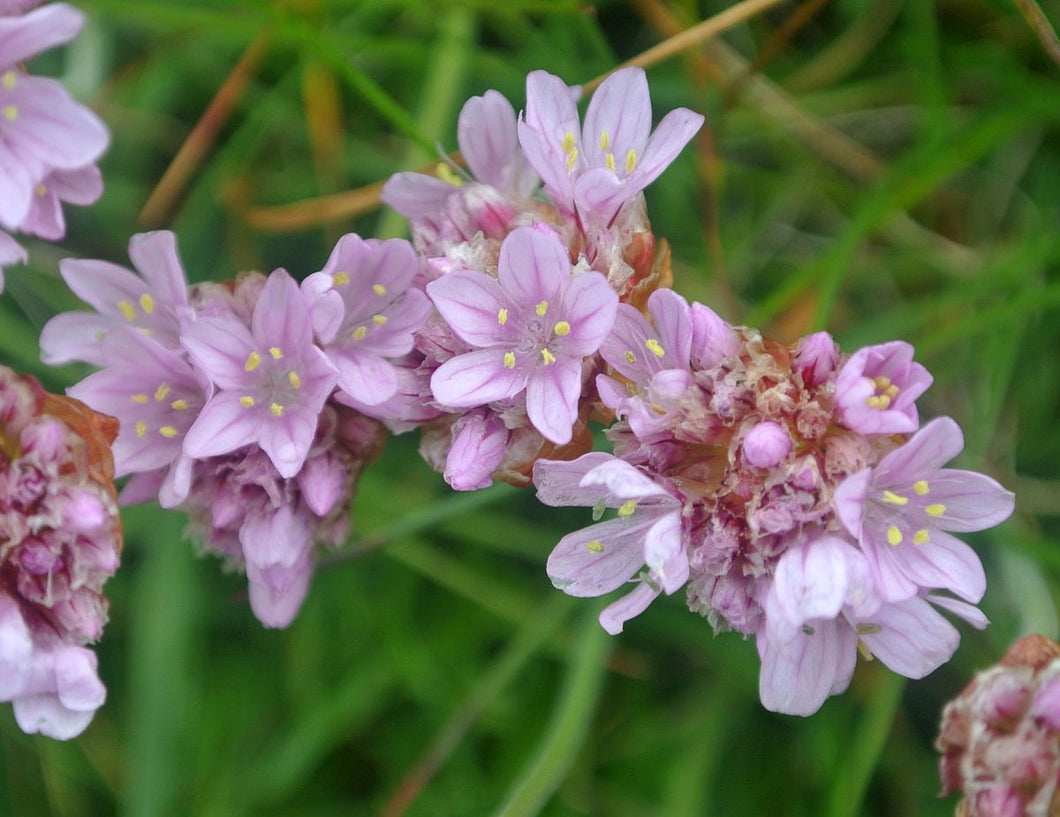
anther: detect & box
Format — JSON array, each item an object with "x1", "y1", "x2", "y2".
[
  {"x1": 1, "y1": 71, "x2": 14, "y2": 90},
  {"x1": 139, "y1": 293, "x2": 155, "y2": 314},
  {"x1": 625, "y1": 149, "x2": 637, "y2": 173},
  {"x1": 244, "y1": 352, "x2": 261, "y2": 371},
  {"x1": 599, "y1": 130, "x2": 610, "y2": 151},
  {"x1": 269, "y1": 347, "x2": 283, "y2": 360},
  {"x1": 562, "y1": 132, "x2": 575, "y2": 154},
  {"x1": 881, "y1": 490, "x2": 908, "y2": 506},
  {"x1": 372, "y1": 314, "x2": 387, "y2": 325},
  {"x1": 913, "y1": 529, "x2": 930, "y2": 545},
  {"x1": 566, "y1": 147, "x2": 578, "y2": 173},
  {"x1": 154, "y1": 384, "x2": 170, "y2": 402},
  {"x1": 926, "y1": 504, "x2": 946, "y2": 517},
  {"x1": 541, "y1": 348, "x2": 557, "y2": 365},
  {"x1": 117, "y1": 300, "x2": 137, "y2": 322},
  {"x1": 131, "y1": 394, "x2": 149, "y2": 404},
  {"x1": 135, "y1": 421, "x2": 146, "y2": 438},
  {"x1": 352, "y1": 326, "x2": 367, "y2": 341},
  {"x1": 332, "y1": 271, "x2": 350, "y2": 286},
  {"x1": 159, "y1": 426, "x2": 177, "y2": 439},
  {"x1": 497, "y1": 308, "x2": 508, "y2": 325},
  {"x1": 645, "y1": 339, "x2": 665, "y2": 357},
  {"x1": 536, "y1": 300, "x2": 549, "y2": 317},
  {"x1": 171, "y1": 399, "x2": 188, "y2": 411},
  {"x1": 592, "y1": 498, "x2": 606, "y2": 522},
  {"x1": 913, "y1": 480, "x2": 929, "y2": 495},
  {"x1": 585, "y1": 540, "x2": 605, "y2": 553},
  {"x1": 617, "y1": 500, "x2": 637, "y2": 518},
  {"x1": 2, "y1": 105, "x2": 17, "y2": 121},
  {"x1": 554, "y1": 321, "x2": 571, "y2": 336},
  {"x1": 270, "y1": 403, "x2": 284, "y2": 417},
  {"x1": 887, "y1": 526, "x2": 903, "y2": 546},
  {"x1": 288, "y1": 371, "x2": 301, "y2": 389},
  {"x1": 503, "y1": 352, "x2": 516, "y2": 369},
  {"x1": 239, "y1": 396, "x2": 255, "y2": 407},
  {"x1": 605, "y1": 153, "x2": 616, "y2": 171},
  {"x1": 372, "y1": 283, "x2": 386, "y2": 296},
  {"x1": 624, "y1": 350, "x2": 636, "y2": 364}
]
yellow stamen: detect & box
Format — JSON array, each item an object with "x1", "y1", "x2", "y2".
[
  {"x1": 624, "y1": 350, "x2": 636, "y2": 364},
  {"x1": 503, "y1": 352, "x2": 516, "y2": 369},
  {"x1": 541, "y1": 348, "x2": 557, "y2": 365},
  {"x1": 239, "y1": 396, "x2": 255, "y2": 407},
  {"x1": 585, "y1": 540, "x2": 605, "y2": 553},
  {"x1": 887, "y1": 526, "x2": 903, "y2": 546},
  {"x1": 553, "y1": 321, "x2": 571, "y2": 336},
  {"x1": 288, "y1": 371, "x2": 301, "y2": 389},
  {"x1": 135, "y1": 421, "x2": 146, "y2": 438},
  {"x1": 913, "y1": 529, "x2": 930, "y2": 546},
  {"x1": 625, "y1": 149, "x2": 637, "y2": 173},
  {"x1": 857, "y1": 640, "x2": 875, "y2": 661},
  {"x1": 171, "y1": 399, "x2": 188, "y2": 411},
  {"x1": 2, "y1": 71, "x2": 14, "y2": 90},
  {"x1": 881, "y1": 490, "x2": 908, "y2": 506},
  {"x1": 332, "y1": 271, "x2": 350, "y2": 286},
  {"x1": 435, "y1": 163, "x2": 463, "y2": 187},
  {"x1": 566, "y1": 147, "x2": 578, "y2": 173},
  {"x1": 2, "y1": 105, "x2": 17, "y2": 121},
  {"x1": 536, "y1": 300, "x2": 549, "y2": 317},
  {"x1": 139, "y1": 293, "x2": 155, "y2": 314},
  {"x1": 913, "y1": 480, "x2": 929, "y2": 495},
  {"x1": 599, "y1": 130, "x2": 610, "y2": 151},
  {"x1": 645, "y1": 338, "x2": 665, "y2": 357},
  {"x1": 159, "y1": 426, "x2": 177, "y2": 439},
  {"x1": 153, "y1": 384, "x2": 170, "y2": 402},
  {"x1": 926, "y1": 504, "x2": 946, "y2": 517},
  {"x1": 372, "y1": 314, "x2": 387, "y2": 325},
  {"x1": 885, "y1": 385, "x2": 900, "y2": 399},
  {"x1": 244, "y1": 352, "x2": 261, "y2": 371},
  {"x1": 269, "y1": 347, "x2": 283, "y2": 360},
  {"x1": 873, "y1": 375, "x2": 892, "y2": 390},
  {"x1": 270, "y1": 402, "x2": 284, "y2": 417},
  {"x1": 617, "y1": 500, "x2": 637, "y2": 518},
  {"x1": 561, "y1": 132, "x2": 575, "y2": 154},
  {"x1": 372, "y1": 283, "x2": 386, "y2": 296},
  {"x1": 131, "y1": 394, "x2": 149, "y2": 404},
  {"x1": 352, "y1": 326, "x2": 367, "y2": 341},
  {"x1": 605, "y1": 152, "x2": 616, "y2": 171},
  {"x1": 34, "y1": 183, "x2": 46, "y2": 196},
  {"x1": 497, "y1": 308, "x2": 508, "y2": 325},
  {"x1": 117, "y1": 300, "x2": 137, "y2": 322}
]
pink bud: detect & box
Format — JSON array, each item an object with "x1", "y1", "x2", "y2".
[
  {"x1": 741, "y1": 421, "x2": 792, "y2": 468},
  {"x1": 794, "y1": 331, "x2": 839, "y2": 388}
]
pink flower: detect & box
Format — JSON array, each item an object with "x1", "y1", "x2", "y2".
[
  {"x1": 534, "y1": 452, "x2": 687, "y2": 634},
  {"x1": 835, "y1": 417, "x2": 1014, "y2": 603},
  {"x1": 517, "y1": 66, "x2": 704, "y2": 224},
  {"x1": 834, "y1": 340, "x2": 933, "y2": 434},
  {"x1": 182, "y1": 269, "x2": 339, "y2": 479},
  {"x1": 427, "y1": 226, "x2": 617, "y2": 445}
]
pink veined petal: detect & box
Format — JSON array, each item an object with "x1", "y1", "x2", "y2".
[
  {"x1": 302, "y1": 277, "x2": 345, "y2": 344},
  {"x1": 833, "y1": 469, "x2": 871, "y2": 541},
  {"x1": 571, "y1": 167, "x2": 631, "y2": 224},
  {"x1": 579, "y1": 458, "x2": 670, "y2": 501},
  {"x1": 46, "y1": 163, "x2": 103, "y2": 205},
  {"x1": 547, "y1": 515, "x2": 657, "y2": 597},
  {"x1": 532, "y1": 452, "x2": 620, "y2": 506},
  {"x1": 525, "y1": 358, "x2": 581, "y2": 445},
  {"x1": 252, "y1": 269, "x2": 311, "y2": 348},
  {"x1": 426, "y1": 270, "x2": 516, "y2": 348},
  {"x1": 627, "y1": 107, "x2": 705, "y2": 190},
  {"x1": 516, "y1": 119, "x2": 575, "y2": 212},
  {"x1": 380, "y1": 172, "x2": 456, "y2": 218},
  {"x1": 328, "y1": 236, "x2": 421, "y2": 316},
  {"x1": 182, "y1": 393, "x2": 262, "y2": 460},
  {"x1": 52, "y1": 646, "x2": 106, "y2": 711},
  {"x1": 558, "y1": 270, "x2": 618, "y2": 357},
  {"x1": 926, "y1": 594, "x2": 989, "y2": 629},
  {"x1": 38, "y1": 311, "x2": 112, "y2": 365},
  {"x1": 458, "y1": 90, "x2": 519, "y2": 189},
  {"x1": 0, "y1": 145, "x2": 39, "y2": 228},
  {"x1": 354, "y1": 288, "x2": 431, "y2": 358},
  {"x1": 18, "y1": 182, "x2": 64, "y2": 239},
  {"x1": 758, "y1": 617, "x2": 844, "y2": 716},
  {"x1": 14, "y1": 692, "x2": 95, "y2": 740},
  {"x1": 127, "y1": 231, "x2": 189, "y2": 308},
  {"x1": 430, "y1": 348, "x2": 527, "y2": 408},
  {"x1": 332, "y1": 349, "x2": 399, "y2": 407},
  {"x1": 690, "y1": 302, "x2": 740, "y2": 370},
  {"x1": 496, "y1": 226, "x2": 571, "y2": 308},
  {"x1": 158, "y1": 454, "x2": 193, "y2": 509},
  {"x1": 248, "y1": 568, "x2": 311, "y2": 630},
  {"x1": 880, "y1": 528, "x2": 987, "y2": 603},
  {"x1": 257, "y1": 404, "x2": 319, "y2": 479},
  {"x1": 875, "y1": 416, "x2": 965, "y2": 483},
  {"x1": 643, "y1": 512, "x2": 687, "y2": 594},
  {"x1": 859, "y1": 596, "x2": 959, "y2": 679},
  {"x1": 646, "y1": 288, "x2": 693, "y2": 371},
  {"x1": 240, "y1": 506, "x2": 313, "y2": 628},
  {"x1": 58, "y1": 257, "x2": 147, "y2": 315},
  {"x1": 296, "y1": 453, "x2": 346, "y2": 516},
  {"x1": 181, "y1": 316, "x2": 257, "y2": 389},
  {"x1": 829, "y1": 623, "x2": 859, "y2": 695},
  {"x1": 599, "y1": 581, "x2": 660, "y2": 635},
  {"x1": 915, "y1": 468, "x2": 1015, "y2": 532},
  {"x1": 595, "y1": 373, "x2": 629, "y2": 412},
  {"x1": 5, "y1": 75, "x2": 109, "y2": 170},
  {"x1": 770, "y1": 537, "x2": 853, "y2": 633},
  {"x1": 582, "y1": 66, "x2": 652, "y2": 167},
  {"x1": 0, "y1": 3, "x2": 84, "y2": 64}
]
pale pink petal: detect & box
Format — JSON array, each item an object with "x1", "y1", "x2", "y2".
[
  {"x1": 643, "y1": 512, "x2": 687, "y2": 594},
  {"x1": 182, "y1": 316, "x2": 257, "y2": 389},
  {"x1": 444, "y1": 411, "x2": 508, "y2": 491},
  {"x1": 496, "y1": 226, "x2": 570, "y2": 308},
  {"x1": 0, "y1": 3, "x2": 83, "y2": 64},
  {"x1": 127, "y1": 231, "x2": 188, "y2": 308},
  {"x1": 599, "y1": 582, "x2": 660, "y2": 634},
  {"x1": 578, "y1": 458, "x2": 670, "y2": 500},
  {"x1": 525, "y1": 359, "x2": 581, "y2": 444},
  {"x1": 547, "y1": 516, "x2": 657, "y2": 597},
  {"x1": 380, "y1": 172, "x2": 456, "y2": 217},
  {"x1": 257, "y1": 406, "x2": 318, "y2": 479},
  {"x1": 771, "y1": 537, "x2": 852, "y2": 632},
  {"x1": 251, "y1": 269, "x2": 310, "y2": 347},
  {"x1": 532, "y1": 452, "x2": 619, "y2": 506},
  {"x1": 182, "y1": 393, "x2": 262, "y2": 459},
  {"x1": 430, "y1": 348, "x2": 527, "y2": 408},
  {"x1": 582, "y1": 67, "x2": 652, "y2": 166},
  {"x1": 558, "y1": 270, "x2": 618, "y2": 357},
  {"x1": 426, "y1": 270, "x2": 516, "y2": 348},
  {"x1": 647, "y1": 288, "x2": 693, "y2": 370},
  {"x1": 758, "y1": 617, "x2": 844, "y2": 716},
  {"x1": 876, "y1": 417, "x2": 964, "y2": 482},
  {"x1": 627, "y1": 107, "x2": 705, "y2": 190},
  {"x1": 926, "y1": 594, "x2": 989, "y2": 629},
  {"x1": 860, "y1": 596, "x2": 959, "y2": 679},
  {"x1": 458, "y1": 90, "x2": 519, "y2": 189},
  {"x1": 332, "y1": 350, "x2": 398, "y2": 407},
  {"x1": 916, "y1": 469, "x2": 1015, "y2": 532}
]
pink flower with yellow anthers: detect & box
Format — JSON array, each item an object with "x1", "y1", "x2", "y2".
[
  {"x1": 834, "y1": 340, "x2": 933, "y2": 434},
  {"x1": 517, "y1": 66, "x2": 703, "y2": 224},
  {"x1": 426, "y1": 225, "x2": 617, "y2": 446},
  {"x1": 835, "y1": 417, "x2": 1015, "y2": 604},
  {"x1": 181, "y1": 269, "x2": 338, "y2": 479}
]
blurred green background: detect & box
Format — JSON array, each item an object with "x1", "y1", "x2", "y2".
[{"x1": 2, "y1": 0, "x2": 1059, "y2": 814}]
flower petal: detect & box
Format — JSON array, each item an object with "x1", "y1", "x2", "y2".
[
  {"x1": 426, "y1": 270, "x2": 516, "y2": 348},
  {"x1": 547, "y1": 515, "x2": 656, "y2": 597},
  {"x1": 525, "y1": 358, "x2": 581, "y2": 444},
  {"x1": 860, "y1": 596, "x2": 959, "y2": 679},
  {"x1": 599, "y1": 582, "x2": 660, "y2": 635},
  {"x1": 430, "y1": 348, "x2": 527, "y2": 408},
  {"x1": 496, "y1": 226, "x2": 570, "y2": 308}
]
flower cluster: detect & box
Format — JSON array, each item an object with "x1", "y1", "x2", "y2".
[
  {"x1": 938, "y1": 634, "x2": 1060, "y2": 816},
  {"x1": 0, "y1": 1, "x2": 109, "y2": 290},
  {"x1": 41, "y1": 231, "x2": 423, "y2": 627},
  {"x1": 0, "y1": 365, "x2": 121, "y2": 739},
  {"x1": 534, "y1": 291, "x2": 1015, "y2": 715},
  {"x1": 383, "y1": 66, "x2": 703, "y2": 490}
]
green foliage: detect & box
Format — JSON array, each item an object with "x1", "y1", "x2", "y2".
[{"x1": 3, "y1": 0, "x2": 1059, "y2": 814}]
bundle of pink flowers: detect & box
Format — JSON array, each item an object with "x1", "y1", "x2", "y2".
[{"x1": 0, "y1": 365, "x2": 121, "y2": 738}]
